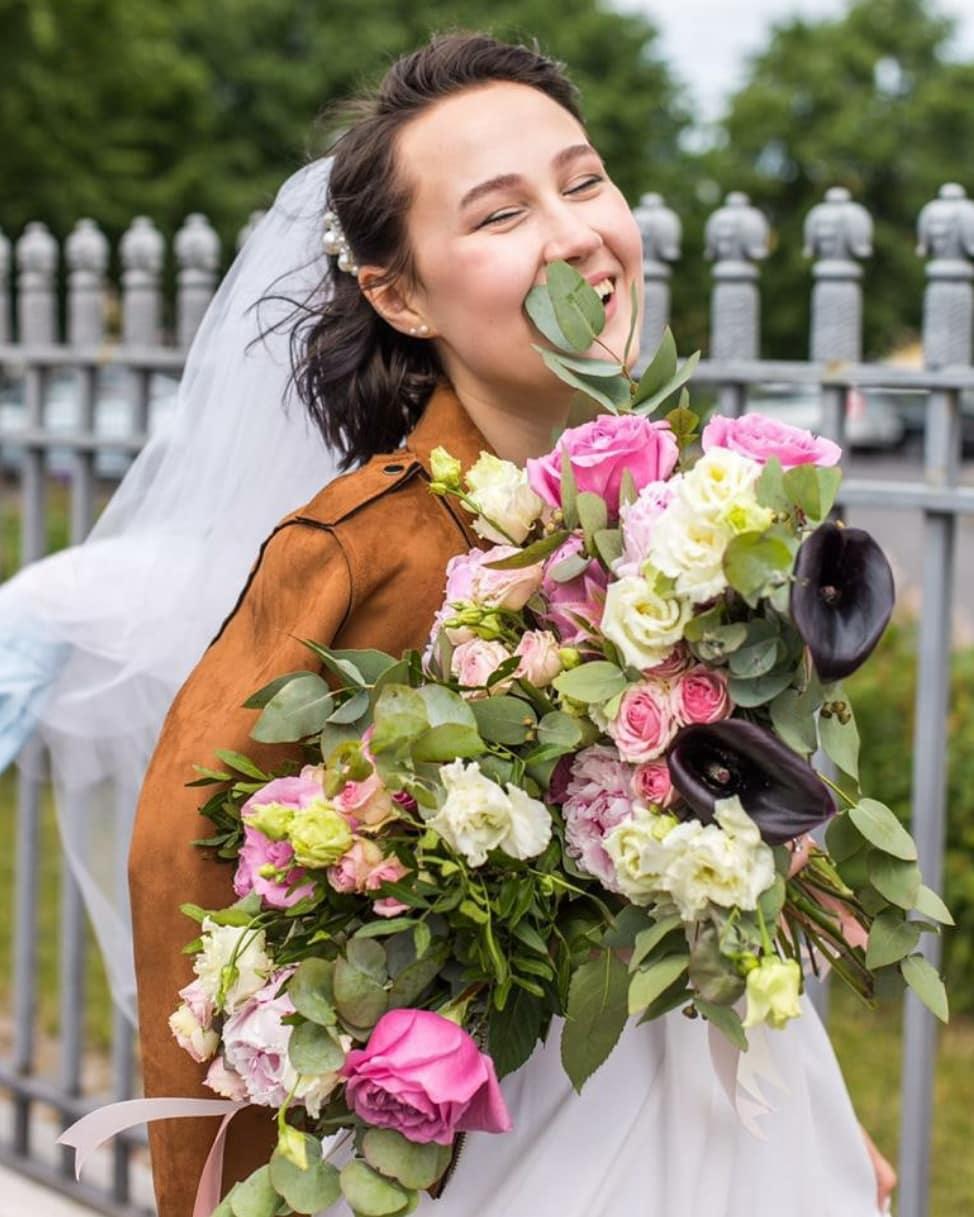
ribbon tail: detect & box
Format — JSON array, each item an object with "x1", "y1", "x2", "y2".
[
  {"x1": 193, "y1": 1106, "x2": 247, "y2": 1217},
  {"x1": 57, "y1": 1097, "x2": 247, "y2": 1183}
]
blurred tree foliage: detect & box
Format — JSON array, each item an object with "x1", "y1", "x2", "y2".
[
  {"x1": 0, "y1": 0, "x2": 690, "y2": 262},
  {"x1": 692, "y1": 0, "x2": 974, "y2": 359}
]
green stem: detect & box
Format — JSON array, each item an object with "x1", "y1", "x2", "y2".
[{"x1": 815, "y1": 770, "x2": 857, "y2": 808}]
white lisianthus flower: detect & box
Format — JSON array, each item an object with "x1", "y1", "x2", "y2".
[
  {"x1": 650, "y1": 503, "x2": 732, "y2": 604},
  {"x1": 603, "y1": 804, "x2": 681, "y2": 905},
  {"x1": 193, "y1": 918, "x2": 273, "y2": 1013},
  {"x1": 168, "y1": 1004, "x2": 220, "y2": 1063},
  {"x1": 465, "y1": 453, "x2": 545, "y2": 545},
  {"x1": 679, "y1": 447, "x2": 762, "y2": 517},
  {"x1": 428, "y1": 759, "x2": 551, "y2": 867},
  {"x1": 601, "y1": 573, "x2": 694, "y2": 671},
  {"x1": 743, "y1": 956, "x2": 803, "y2": 1030},
  {"x1": 661, "y1": 797, "x2": 776, "y2": 921}
]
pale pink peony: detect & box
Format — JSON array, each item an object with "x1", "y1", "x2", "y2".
[
  {"x1": 672, "y1": 665, "x2": 732, "y2": 726},
  {"x1": 561, "y1": 744, "x2": 636, "y2": 888},
  {"x1": 632, "y1": 761, "x2": 675, "y2": 807},
  {"x1": 607, "y1": 681, "x2": 679, "y2": 764},
  {"x1": 616, "y1": 480, "x2": 677, "y2": 577},
  {"x1": 233, "y1": 825, "x2": 316, "y2": 909},
  {"x1": 341, "y1": 1009, "x2": 511, "y2": 1145},
  {"x1": 702, "y1": 413, "x2": 841, "y2": 470},
  {"x1": 527, "y1": 414, "x2": 679, "y2": 521},
  {"x1": 514, "y1": 630, "x2": 563, "y2": 687},
  {"x1": 540, "y1": 536, "x2": 608, "y2": 645},
  {"x1": 451, "y1": 637, "x2": 513, "y2": 695}
]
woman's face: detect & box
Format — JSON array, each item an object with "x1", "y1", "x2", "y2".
[{"x1": 392, "y1": 81, "x2": 644, "y2": 409}]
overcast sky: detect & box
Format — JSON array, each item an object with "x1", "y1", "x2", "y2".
[{"x1": 612, "y1": 0, "x2": 974, "y2": 122}]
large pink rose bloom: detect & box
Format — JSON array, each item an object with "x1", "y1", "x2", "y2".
[
  {"x1": 562, "y1": 744, "x2": 635, "y2": 889},
  {"x1": 527, "y1": 415, "x2": 678, "y2": 521},
  {"x1": 233, "y1": 825, "x2": 315, "y2": 909},
  {"x1": 341, "y1": 1009, "x2": 511, "y2": 1145},
  {"x1": 607, "y1": 681, "x2": 679, "y2": 764},
  {"x1": 541, "y1": 537, "x2": 608, "y2": 645},
  {"x1": 702, "y1": 414, "x2": 841, "y2": 469}
]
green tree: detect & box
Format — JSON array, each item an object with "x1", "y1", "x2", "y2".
[
  {"x1": 702, "y1": 0, "x2": 974, "y2": 359},
  {"x1": 0, "y1": 0, "x2": 691, "y2": 277}
]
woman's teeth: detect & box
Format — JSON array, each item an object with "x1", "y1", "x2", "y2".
[{"x1": 593, "y1": 278, "x2": 615, "y2": 303}]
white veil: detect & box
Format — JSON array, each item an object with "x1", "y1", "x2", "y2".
[{"x1": 0, "y1": 157, "x2": 341, "y2": 1021}]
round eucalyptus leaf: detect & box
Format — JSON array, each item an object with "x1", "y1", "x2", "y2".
[
  {"x1": 361, "y1": 1129, "x2": 453, "y2": 1190},
  {"x1": 288, "y1": 1021, "x2": 347, "y2": 1075},
  {"x1": 340, "y1": 1160, "x2": 412, "y2": 1217},
  {"x1": 229, "y1": 1166, "x2": 280, "y2": 1217},
  {"x1": 270, "y1": 1148, "x2": 341, "y2": 1215}
]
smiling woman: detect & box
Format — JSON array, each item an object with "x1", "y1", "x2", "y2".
[{"x1": 129, "y1": 30, "x2": 891, "y2": 1217}]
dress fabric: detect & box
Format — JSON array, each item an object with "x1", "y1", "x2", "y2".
[{"x1": 418, "y1": 995, "x2": 879, "y2": 1217}]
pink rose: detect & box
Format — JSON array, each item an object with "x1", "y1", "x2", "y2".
[
  {"x1": 328, "y1": 839, "x2": 385, "y2": 894},
  {"x1": 451, "y1": 637, "x2": 513, "y2": 695},
  {"x1": 607, "y1": 681, "x2": 679, "y2": 764},
  {"x1": 616, "y1": 480, "x2": 677, "y2": 577},
  {"x1": 468, "y1": 546, "x2": 544, "y2": 611},
  {"x1": 205, "y1": 1054, "x2": 248, "y2": 1101},
  {"x1": 341, "y1": 1009, "x2": 511, "y2": 1145},
  {"x1": 673, "y1": 665, "x2": 732, "y2": 726},
  {"x1": 541, "y1": 536, "x2": 607, "y2": 645},
  {"x1": 336, "y1": 772, "x2": 396, "y2": 828},
  {"x1": 632, "y1": 761, "x2": 675, "y2": 807},
  {"x1": 562, "y1": 744, "x2": 636, "y2": 888},
  {"x1": 233, "y1": 825, "x2": 316, "y2": 909},
  {"x1": 367, "y1": 853, "x2": 411, "y2": 918},
  {"x1": 702, "y1": 414, "x2": 841, "y2": 470},
  {"x1": 643, "y1": 642, "x2": 693, "y2": 681},
  {"x1": 527, "y1": 414, "x2": 678, "y2": 521},
  {"x1": 514, "y1": 630, "x2": 563, "y2": 687}
]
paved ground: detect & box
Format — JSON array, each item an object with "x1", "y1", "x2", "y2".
[{"x1": 0, "y1": 1164, "x2": 103, "y2": 1217}]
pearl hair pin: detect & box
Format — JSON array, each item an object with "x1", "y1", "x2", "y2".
[{"x1": 322, "y1": 208, "x2": 360, "y2": 275}]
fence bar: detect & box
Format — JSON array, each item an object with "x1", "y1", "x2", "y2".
[
  {"x1": 57, "y1": 793, "x2": 87, "y2": 1177},
  {"x1": 10, "y1": 738, "x2": 42, "y2": 1156}
]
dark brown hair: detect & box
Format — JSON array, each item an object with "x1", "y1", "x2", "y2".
[{"x1": 292, "y1": 32, "x2": 583, "y2": 468}]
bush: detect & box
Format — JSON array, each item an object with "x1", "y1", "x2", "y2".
[{"x1": 848, "y1": 622, "x2": 974, "y2": 1013}]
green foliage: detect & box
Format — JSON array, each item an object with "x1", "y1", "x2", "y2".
[{"x1": 848, "y1": 622, "x2": 974, "y2": 1012}]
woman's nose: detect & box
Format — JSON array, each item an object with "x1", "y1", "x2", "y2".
[{"x1": 542, "y1": 207, "x2": 604, "y2": 266}]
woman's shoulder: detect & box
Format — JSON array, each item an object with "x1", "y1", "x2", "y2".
[{"x1": 289, "y1": 449, "x2": 431, "y2": 532}]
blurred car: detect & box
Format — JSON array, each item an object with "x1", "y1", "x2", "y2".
[
  {"x1": 0, "y1": 367, "x2": 179, "y2": 478},
  {"x1": 878, "y1": 386, "x2": 974, "y2": 456},
  {"x1": 746, "y1": 385, "x2": 905, "y2": 451}
]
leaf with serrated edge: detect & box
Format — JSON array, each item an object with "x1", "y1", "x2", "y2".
[
  {"x1": 628, "y1": 954, "x2": 690, "y2": 1015},
  {"x1": 561, "y1": 952, "x2": 629, "y2": 1091}
]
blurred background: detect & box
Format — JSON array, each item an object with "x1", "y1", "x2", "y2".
[{"x1": 1, "y1": 0, "x2": 973, "y2": 1214}]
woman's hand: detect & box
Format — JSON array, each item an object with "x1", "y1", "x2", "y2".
[{"x1": 860, "y1": 1124, "x2": 897, "y2": 1213}]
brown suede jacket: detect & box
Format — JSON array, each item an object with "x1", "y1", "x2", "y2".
[{"x1": 129, "y1": 385, "x2": 491, "y2": 1217}]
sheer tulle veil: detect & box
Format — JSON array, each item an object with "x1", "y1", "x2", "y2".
[{"x1": 0, "y1": 157, "x2": 341, "y2": 1021}]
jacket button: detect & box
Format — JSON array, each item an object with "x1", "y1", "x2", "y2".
[{"x1": 383, "y1": 463, "x2": 405, "y2": 474}]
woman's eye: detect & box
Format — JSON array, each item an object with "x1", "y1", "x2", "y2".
[
  {"x1": 477, "y1": 209, "x2": 522, "y2": 230},
  {"x1": 566, "y1": 175, "x2": 604, "y2": 195}
]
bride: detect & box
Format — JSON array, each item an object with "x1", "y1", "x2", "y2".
[{"x1": 36, "y1": 30, "x2": 893, "y2": 1217}]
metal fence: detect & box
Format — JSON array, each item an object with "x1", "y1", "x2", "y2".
[{"x1": 1, "y1": 180, "x2": 972, "y2": 1217}]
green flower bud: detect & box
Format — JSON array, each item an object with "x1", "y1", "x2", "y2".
[
  {"x1": 557, "y1": 647, "x2": 582, "y2": 670},
  {"x1": 276, "y1": 1122, "x2": 309, "y2": 1171},
  {"x1": 289, "y1": 801, "x2": 354, "y2": 869},
  {"x1": 430, "y1": 446, "x2": 463, "y2": 489},
  {"x1": 243, "y1": 800, "x2": 294, "y2": 842}
]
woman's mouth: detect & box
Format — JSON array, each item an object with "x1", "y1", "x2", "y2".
[{"x1": 592, "y1": 276, "x2": 618, "y2": 322}]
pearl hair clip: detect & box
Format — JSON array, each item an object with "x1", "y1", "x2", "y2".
[{"x1": 322, "y1": 208, "x2": 360, "y2": 275}]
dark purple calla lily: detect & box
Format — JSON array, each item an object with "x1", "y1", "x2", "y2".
[
  {"x1": 667, "y1": 720, "x2": 835, "y2": 845},
  {"x1": 790, "y1": 523, "x2": 894, "y2": 682}
]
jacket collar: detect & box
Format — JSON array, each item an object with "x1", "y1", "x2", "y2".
[{"x1": 406, "y1": 382, "x2": 494, "y2": 478}]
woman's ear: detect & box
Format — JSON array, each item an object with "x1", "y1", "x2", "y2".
[{"x1": 358, "y1": 267, "x2": 433, "y2": 338}]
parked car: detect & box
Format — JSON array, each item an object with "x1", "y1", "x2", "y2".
[
  {"x1": 878, "y1": 386, "x2": 974, "y2": 456},
  {"x1": 746, "y1": 385, "x2": 905, "y2": 451},
  {"x1": 0, "y1": 367, "x2": 179, "y2": 478}
]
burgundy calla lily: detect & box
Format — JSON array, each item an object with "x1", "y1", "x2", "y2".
[
  {"x1": 790, "y1": 523, "x2": 894, "y2": 682},
  {"x1": 667, "y1": 720, "x2": 835, "y2": 845}
]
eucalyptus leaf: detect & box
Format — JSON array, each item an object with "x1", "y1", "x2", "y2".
[
  {"x1": 868, "y1": 854, "x2": 921, "y2": 909},
  {"x1": 472, "y1": 696, "x2": 537, "y2": 745},
  {"x1": 755, "y1": 457, "x2": 789, "y2": 516},
  {"x1": 536, "y1": 348, "x2": 631, "y2": 413},
  {"x1": 631, "y1": 327, "x2": 677, "y2": 403},
  {"x1": 849, "y1": 799, "x2": 918, "y2": 861},
  {"x1": 325, "y1": 648, "x2": 400, "y2": 685},
  {"x1": 288, "y1": 1022, "x2": 347, "y2": 1075},
  {"x1": 723, "y1": 531, "x2": 794, "y2": 607},
  {"x1": 552, "y1": 661, "x2": 628, "y2": 704},
  {"x1": 270, "y1": 1147, "x2": 341, "y2": 1215},
  {"x1": 388, "y1": 943, "x2": 449, "y2": 1008},
  {"x1": 417, "y1": 685, "x2": 478, "y2": 728},
  {"x1": 536, "y1": 711, "x2": 583, "y2": 751},
  {"x1": 818, "y1": 703, "x2": 860, "y2": 782},
  {"x1": 547, "y1": 260, "x2": 606, "y2": 351},
  {"x1": 230, "y1": 1166, "x2": 280, "y2": 1217},
  {"x1": 329, "y1": 688, "x2": 370, "y2": 725},
  {"x1": 632, "y1": 350, "x2": 701, "y2": 415},
  {"x1": 334, "y1": 957, "x2": 388, "y2": 1028},
  {"x1": 485, "y1": 530, "x2": 569, "y2": 568},
  {"x1": 361, "y1": 1130, "x2": 452, "y2": 1191},
  {"x1": 900, "y1": 954, "x2": 949, "y2": 1023},
  {"x1": 782, "y1": 464, "x2": 842, "y2": 524},
  {"x1": 769, "y1": 686, "x2": 819, "y2": 756},
  {"x1": 594, "y1": 528, "x2": 624, "y2": 568},
  {"x1": 824, "y1": 811, "x2": 865, "y2": 863},
  {"x1": 524, "y1": 283, "x2": 574, "y2": 350},
  {"x1": 865, "y1": 911, "x2": 922, "y2": 969},
  {"x1": 214, "y1": 750, "x2": 271, "y2": 780},
  {"x1": 914, "y1": 885, "x2": 954, "y2": 926},
  {"x1": 288, "y1": 958, "x2": 337, "y2": 1026},
  {"x1": 727, "y1": 668, "x2": 794, "y2": 708},
  {"x1": 347, "y1": 938, "x2": 388, "y2": 982},
  {"x1": 243, "y1": 671, "x2": 311, "y2": 710},
  {"x1": 549, "y1": 551, "x2": 591, "y2": 583},
  {"x1": 340, "y1": 1160, "x2": 411, "y2": 1217},
  {"x1": 576, "y1": 492, "x2": 608, "y2": 554},
  {"x1": 412, "y1": 723, "x2": 486, "y2": 762}
]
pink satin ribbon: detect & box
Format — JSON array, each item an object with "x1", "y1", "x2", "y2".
[{"x1": 57, "y1": 1096, "x2": 249, "y2": 1217}]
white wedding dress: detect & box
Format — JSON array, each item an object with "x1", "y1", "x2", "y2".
[{"x1": 418, "y1": 995, "x2": 879, "y2": 1217}]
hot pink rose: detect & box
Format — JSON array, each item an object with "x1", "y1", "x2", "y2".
[
  {"x1": 702, "y1": 413, "x2": 841, "y2": 469},
  {"x1": 616, "y1": 479, "x2": 677, "y2": 577},
  {"x1": 562, "y1": 744, "x2": 636, "y2": 888},
  {"x1": 527, "y1": 414, "x2": 678, "y2": 520},
  {"x1": 632, "y1": 761, "x2": 675, "y2": 807},
  {"x1": 341, "y1": 1009, "x2": 511, "y2": 1145},
  {"x1": 514, "y1": 630, "x2": 563, "y2": 687},
  {"x1": 541, "y1": 537, "x2": 607, "y2": 645},
  {"x1": 451, "y1": 637, "x2": 513, "y2": 694},
  {"x1": 607, "y1": 681, "x2": 679, "y2": 764},
  {"x1": 233, "y1": 825, "x2": 316, "y2": 909},
  {"x1": 673, "y1": 665, "x2": 732, "y2": 725}
]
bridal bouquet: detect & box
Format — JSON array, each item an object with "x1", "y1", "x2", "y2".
[{"x1": 165, "y1": 265, "x2": 950, "y2": 1216}]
